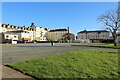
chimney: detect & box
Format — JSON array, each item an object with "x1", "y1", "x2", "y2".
[
  {"x1": 68, "y1": 27, "x2": 70, "y2": 34},
  {"x1": 31, "y1": 23, "x2": 35, "y2": 26},
  {"x1": 68, "y1": 27, "x2": 70, "y2": 40}
]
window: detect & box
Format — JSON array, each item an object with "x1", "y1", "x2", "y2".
[
  {"x1": 6, "y1": 35, "x2": 9, "y2": 37},
  {"x1": 10, "y1": 26, "x2": 12, "y2": 28},
  {"x1": 14, "y1": 36, "x2": 16, "y2": 38},
  {"x1": 88, "y1": 36, "x2": 89, "y2": 39},
  {"x1": 5, "y1": 25, "x2": 7, "y2": 28}
]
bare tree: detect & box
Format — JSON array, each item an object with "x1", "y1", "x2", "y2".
[{"x1": 98, "y1": 7, "x2": 120, "y2": 46}]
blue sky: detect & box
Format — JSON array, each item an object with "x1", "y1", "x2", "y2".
[
  {"x1": 2, "y1": 0, "x2": 120, "y2": 2},
  {"x1": 2, "y1": 2, "x2": 118, "y2": 34}
]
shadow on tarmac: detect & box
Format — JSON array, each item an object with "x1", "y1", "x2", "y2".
[{"x1": 16, "y1": 46, "x2": 66, "y2": 47}]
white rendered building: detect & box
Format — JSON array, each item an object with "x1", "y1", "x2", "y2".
[
  {"x1": 77, "y1": 30, "x2": 109, "y2": 43},
  {"x1": 29, "y1": 23, "x2": 48, "y2": 41},
  {"x1": 1, "y1": 23, "x2": 48, "y2": 42},
  {"x1": 77, "y1": 30, "x2": 109, "y2": 40},
  {"x1": 3, "y1": 30, "x2": 32, "y2": 43}
]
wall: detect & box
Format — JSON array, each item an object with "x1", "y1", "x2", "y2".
[
  {"x1": 46, "y1": 31, "x2": 68, "y2": 41},
  {"x1": 77, "y1": 31, "x2": 109, "y2": 40}
]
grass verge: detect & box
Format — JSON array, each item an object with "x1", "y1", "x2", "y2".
[
  {"x1": 72, "y1": 44, "x2": 120, "y2": 49},
  {"x1": 9, "y1": 49, "x2": 119, "y2": 78}
]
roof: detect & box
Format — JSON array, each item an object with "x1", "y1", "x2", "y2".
[
  {"x1": 49, "y1": 29, "x2": 68, "y2": 32},
  {"x1": 63, "y1": 33, "x2": 75, "y2": 35},
  {"x1": 77, "y1": 30, "x2": 109, "y2": 34},
  {"x1": 5, "y1": 30, "x2": 29, "y2": 33},
  {"x1": 2, "y1": 23, "x2": 35, "y2": 30}
]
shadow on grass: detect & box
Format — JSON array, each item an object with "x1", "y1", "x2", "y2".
[{"x1": 108, "y1": 52, "x2": 118, "y2": 54}]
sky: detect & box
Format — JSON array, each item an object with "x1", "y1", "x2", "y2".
[
  {"x1": 1, "y1": 0, "x2": 120, "y2": 2},
  {"x1": 2, "y1": 2, "x2": 118, "y2": 34}
]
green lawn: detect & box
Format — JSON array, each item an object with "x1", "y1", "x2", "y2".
[
  {"x1": 9, "y1": 49, "x2": 119, "y2": 78},
  {"x1": 72, "y1": 44, "x2": 120, "y2": 48}
]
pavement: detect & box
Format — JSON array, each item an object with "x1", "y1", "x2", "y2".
[
  {"x1": 2, "y1": 65, "x2": 34, "y2": 79},
  {"x1": 0, "y1": 43, "x2": 119, "y2": 79}
]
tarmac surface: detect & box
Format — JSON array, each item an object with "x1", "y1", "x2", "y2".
[
  {"x1": 2, "y1": 43, "x2": 119, "y2": 64},
  {"x1": 0, "y1": 43, "x2": 119, "y2": 79}
]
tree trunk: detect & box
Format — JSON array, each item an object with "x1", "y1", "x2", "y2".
[
  {"x1": 114, "y1": 36, "x2": 117, "y2": 46},
  {"x1": 114, "y1": 41, "x2": 117, "y2": 46},
  {"x1": 113, "y1": 31, "x2": 117, "y2": 46}
]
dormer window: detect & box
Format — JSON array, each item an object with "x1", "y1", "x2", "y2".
[{"x1": 10, "y1": 26, "x2": 12, "y2": 28}]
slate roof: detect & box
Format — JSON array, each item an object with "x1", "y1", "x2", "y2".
[
  {"x1": 78, "y1": 30, "x2": 109, "y2": 34},
  {"x1": 49, "y1": 29, "x2": 68, "y2": 32}
]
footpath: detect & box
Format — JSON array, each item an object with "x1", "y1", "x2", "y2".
[{"x1": 2, "y1": 65, "x2": 35, "y2": 79}]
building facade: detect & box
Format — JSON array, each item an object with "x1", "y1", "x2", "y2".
[
  {"x1": 45, "y1": 27, "x2": 75, "y2": 42},
  {"x1": 117, "y1": 32, "x2": 120, "y2": 43},
  {"x1": 3, "y1": 30, "x2": 31, "y2": 43},
  {"x1": 29, "y1": 23, "x2": 48, "y2": 41},
  {"x1": 62, "y1": 33, "x2": 76, "y2": 42},
  {"x1": 45, "y1": 29, "x2": 68, "y2": 41},
  {"x1": 0, "y1": 23, "x2": 48, "y2": 43},
  {"x1": 0, "y1": 23, "x2": 75, "y2": 43},
  {"x1": 77, "y1": 30, "x2": 109, "y2": 43}
]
